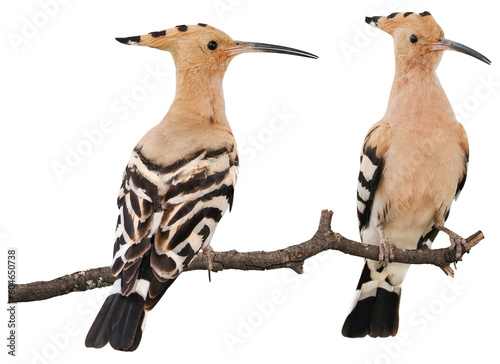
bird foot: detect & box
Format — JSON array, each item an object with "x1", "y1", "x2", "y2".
[
  {"x1": 203, "y1": 246, "x2": 214, "y2": 282},
  {"x1": 377, "y1": 224, "x2": 394, "y2": 267},
  {"x1": 379, "y1": 239, "x2": 394, "y2": 267},
  {"x1": 437, "y1": 225, "x2": 470, "y2": 261},
  {"x1": 448, "y1": 232, "x2": 470, "y2": 261}
]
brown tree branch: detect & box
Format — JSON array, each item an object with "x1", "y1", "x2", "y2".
[{"x1": 8, "y1": 210, "x2": 484, "y2": 304}]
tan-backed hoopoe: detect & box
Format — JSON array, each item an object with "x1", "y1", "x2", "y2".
[
  {"x1": 85, "y1": 24, "x2": 317, "y2": 351},
  {"x1": 342, "y1": 12, "x2": 490, "y2": 338}
]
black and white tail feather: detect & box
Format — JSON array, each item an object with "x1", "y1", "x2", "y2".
[
  {"x1": 85, "y1": 147, "x2": 238, "y2": 351},
  {"x1": 342, "y1": 262, "x2": 401, "y2": 338},
  {"x1": 342, "y1": 224, "x2": 449, "y2": 337}
]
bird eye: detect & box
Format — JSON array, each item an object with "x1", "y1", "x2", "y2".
[
  {"x1": 410, "y1": 34, "x2": 418, "y2": 44},
  {"x1": 207, "y1": 41, "x2": 218, "y2": 50}
]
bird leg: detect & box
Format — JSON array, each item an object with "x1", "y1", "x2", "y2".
[
  {"x1": 377, "y1": 223, "x2": 394, "y2": 266},
  {"x1": 436, "y1": 225, "x2": 470, "y2": 260},
  {"x1": 203, "y1": 246, "x2": 214, "y2": 282}
]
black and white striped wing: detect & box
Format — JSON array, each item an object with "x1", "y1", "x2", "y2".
[
  {"x1": 86, "y1": 147, "x2": 238, "y2": 351},
  {"x1": 343, "y1": 123, "x2": 396, "y2": 339},
  {"x1": 111, "y1": 147, "x2": 238, "y2": 309},
  {"x1": 356, "y1": 125, "x2": 387, "y2": 236}
]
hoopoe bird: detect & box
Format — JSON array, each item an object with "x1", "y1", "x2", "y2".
[
  {"x1": 342, "y1": 12, "x2": 490, "y2": 338},
  {"x1": 85, "y1": 24, "x2": 317, "y2": 351}
]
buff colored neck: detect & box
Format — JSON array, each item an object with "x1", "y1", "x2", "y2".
[
  {"x1": 163, "y1": 62, "x2": 230, "y2": 128},
  {"x1": 384, "y1": 58, "x2": 455, "y2": 127}
]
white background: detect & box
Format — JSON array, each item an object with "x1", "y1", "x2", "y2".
[{"x1": 1, "y1": 0, "x2": 499, "y2": 363}]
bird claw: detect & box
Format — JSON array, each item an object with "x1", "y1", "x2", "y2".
[
  {"x1": 378, "y1": 239, "x2": 394, "y2": 267},
  {"x1": 376, "y1": 224, "x2": 393, "y2": 266},
  {"x1": 203, "y1": 246, "x2": 214, "y2": 282},
  {"x1": 448, "y1": 232, "x2": 470, "y2": 261},
  {"x1": 436, "y1": 225, "x2": 470, "y2": 262}
]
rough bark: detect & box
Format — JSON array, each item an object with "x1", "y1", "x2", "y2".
[{"x1": 8, "y1": 210, "x2": 484, "y2": 304}]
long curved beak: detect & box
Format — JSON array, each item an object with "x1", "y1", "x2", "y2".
[
  {"x1": 430, "y1": 37, "x2": 491, "y2": 65},
  {"x1": 229, "y1": 41, "x2": 318, "y2": 59}
]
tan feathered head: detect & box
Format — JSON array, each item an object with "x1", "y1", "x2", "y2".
[
  {"x1": 116, "y1": 23, "x2": 317, "y2": 71},
  {"x1": 366, "y1": 12, "x2": 490, "y2": 68}
]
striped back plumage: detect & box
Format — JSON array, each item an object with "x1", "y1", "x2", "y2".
[{"x1": 85, "y1": 146, "x2": 238, "y2": 351}]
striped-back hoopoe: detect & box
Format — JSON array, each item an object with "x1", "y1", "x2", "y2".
[
  {"x1": 342, "y1": 12, "x2": 490, "y2": 338},
  {"x1": 85, "y1": 24, "x2": 317, "y2": 351}
]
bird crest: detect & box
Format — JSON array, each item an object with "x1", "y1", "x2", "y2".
[
  {"x1": 365, "y1": 11, "x2": 490, "y2": 67},
  {"x1": 365, "y1": 11, "x2": 444, "y2": 38}
]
